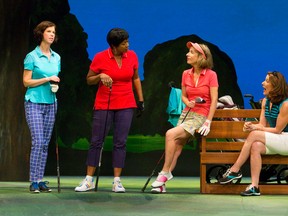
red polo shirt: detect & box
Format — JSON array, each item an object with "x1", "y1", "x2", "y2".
[
  {"x1": 90, "y1": 48, "x2": 138, "y2": 110},
  {"x1": 182, "y1": 68, "x2": 218, "y2": 116}
]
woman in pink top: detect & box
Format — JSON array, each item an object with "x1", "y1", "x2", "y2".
[
  {"x1": 151, "y1": 42, "x2": 219, "y2": 193},
  {"x1": 75, "y1": 28, "x2": 144, "y2": 193}
]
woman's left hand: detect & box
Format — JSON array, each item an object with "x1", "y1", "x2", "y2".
[{"x1": 198, "y1": 119, "x2": 211, "y2": 136}]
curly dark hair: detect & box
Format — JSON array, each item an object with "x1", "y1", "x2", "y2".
[
  {"x1": 267, "y1": 71, "x2": 288, "y2": 104},
  {"x1": 33, "y1": 21, "x2": 58, "y2": 45}
]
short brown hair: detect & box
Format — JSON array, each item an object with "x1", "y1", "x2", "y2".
[
  {"x1": 196, "y1": 44, "x2": 214, "y2": 69},
  {"x1": 33, "y1": 21, "x2": 58, "y2": 45}
]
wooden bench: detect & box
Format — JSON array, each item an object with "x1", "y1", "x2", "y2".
[{"x1": 200, "y1": 109, "x2": 288, "y2": 194}]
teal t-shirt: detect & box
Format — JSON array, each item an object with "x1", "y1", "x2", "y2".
[{"x1": 24, "y1": 46, "x2": 61, "y2": 104}]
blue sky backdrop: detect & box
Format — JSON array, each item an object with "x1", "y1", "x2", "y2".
[{"x1": 69, "y1": 0, "x2": 288, "y2": 108}]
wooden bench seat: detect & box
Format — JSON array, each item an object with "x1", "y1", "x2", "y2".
[{"x1": 200, "y1": 109, "x2": 288, "y2": 194}]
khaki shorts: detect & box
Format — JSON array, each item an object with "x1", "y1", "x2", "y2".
[
  {"x1": 265, "y1": 132, "x2": 288, "y2": 155},
  {"x1": 177, "y1": 111, "x2": 206, "y2": 136}
]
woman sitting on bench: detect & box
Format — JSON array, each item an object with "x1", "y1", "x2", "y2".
[
  {"x1": 219, "y1": 71, "x2": 288, "y2": 196},
  {"x1": 150, "y1": 42, "x2": 218, "y2": 193}
]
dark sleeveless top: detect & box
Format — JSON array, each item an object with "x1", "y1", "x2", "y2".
[{"x1": 265, "y1": 98, "x2": 288, "y2": 132}]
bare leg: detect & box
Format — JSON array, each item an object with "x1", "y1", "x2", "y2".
[
  {"x1": 87, "y1": 165, "x2": 96, "y2": 176},
  {"x1": 250, "y1": 141, "x2": 266, "y2": 187},
  {"x1": 169, "y1": 141, "x2": 185, "y2": 172},
  {"x1": 114, "y1": 167, "x2": 122, "y2": 177},
  {"x1": 230, "y1": 131, "x2": 266, "y2": 173},
  {"x1": 162, "y1": 126, "x2": 190, "y2": 172}
]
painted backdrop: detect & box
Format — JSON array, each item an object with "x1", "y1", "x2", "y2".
[{"x1": 69, "y1": 0, "x2": 288, "y2": 108}]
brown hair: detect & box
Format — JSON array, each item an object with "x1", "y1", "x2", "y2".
[
  {"x1": 33, "y1": 21, "x2": 58, "y2": 45},
  {"x1": 196, "y1": 44, "x2": 214, "y2": 69},
  {"x1": 267, "y1": 71, "x2": 288, "y2": 103}
]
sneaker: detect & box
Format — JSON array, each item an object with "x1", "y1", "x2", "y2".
[
  {"x1": 218, "y1": 168, "x2": 242, "y2": 184},
  {"x1": 112, "y1": 180, "x2": 126, "y2": 193},
  {"x1": 151, "y1": 185, "x2": 166, "y2": 194},
  {"x1": 75, "y1": 177, "x2": 95, "y2": 192},
  {"x1": 29, "y1": 182, "x2": 40, "y2": 193},
  {"x1": 240, "y1": 185, "x2": 260, "y2": 196},
  {"x1": 39, "y1": 181, "x2": 52, "y2": 192},
  {"x1": 151, "y1": 171, "x2": 173, "y2": 188}
]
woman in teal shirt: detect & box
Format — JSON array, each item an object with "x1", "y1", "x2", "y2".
[
  {"x1": 23, "y1": 21, "x2": 61, "y2": 193},
  {"x1": 219, "y1": 71, "x2": 288, "y2": 196}
]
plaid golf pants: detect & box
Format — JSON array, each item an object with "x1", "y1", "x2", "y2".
[{"x1": 25, "y1": 101, "x2": 57, "y2": 182}]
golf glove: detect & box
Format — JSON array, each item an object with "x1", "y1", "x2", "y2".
[
  {"x1": 198, "y1": 119, "x2": 211, "y2": 136},
  {"x1": 50, "y1": 84, "x2": 59, "y2": 93},
  {"x1": 136, "y1": 101, "x2": 144, "y2": 117}
]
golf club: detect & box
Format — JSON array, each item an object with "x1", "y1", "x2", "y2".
[
  {"x1": 141, "y1": 107, "x2": 192, "y2": 192},
  {"x1": 51, "y1": 83, "x2": 61, "y2": 193},
  {"x1": 95, "y1": 86, "x2": 112, "y2": 191}
]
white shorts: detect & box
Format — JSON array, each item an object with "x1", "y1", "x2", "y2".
[{"x1": 265, "y1": 132, "x2": 288, "y2": 155}]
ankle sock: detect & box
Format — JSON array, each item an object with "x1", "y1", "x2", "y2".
[
  {"x1": 160, "y1": 171, "x2": 170, "y2": 176},
  {"x1": 114, "y1": 177, "x2": 120, "y2": 182},
  {"x1": 86, "y1": 175, "x2": 93, "y2": 182}
]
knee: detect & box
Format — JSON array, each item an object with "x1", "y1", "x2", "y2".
[
  {"x1": 165, "y1": 128, "x2": 175, "y2": 140},
  {"x1": 247, "y1": 130, "x2": 263, "y2": 140},
  {"x1": 251, "y1": 142, "x2": 263, "y2": 155}
]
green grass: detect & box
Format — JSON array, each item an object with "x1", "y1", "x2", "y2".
[
  {"x1": 59, "y1": 134, "x2": 198, "y2": 153},
  {"x1": 1, "y1": 177, "x2": 288, "y2": 216}
]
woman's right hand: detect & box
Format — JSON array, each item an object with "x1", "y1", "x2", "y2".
[
  {"x1": 243, "y1": 122, "x2": 252, "y2": 131},
  {"x1": 187, "y1": 100, "x2": 196, "y2": 108},
  {"x1": 243, "y1": 121, "x2": 262, "y2": 131},
  {"x1": 48, "y1": 75, "x2": 60, "y2": 83}
]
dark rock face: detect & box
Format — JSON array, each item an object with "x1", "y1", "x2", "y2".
[{"x1": 131, "y1": 35, "x2": 243, "y2": 135}]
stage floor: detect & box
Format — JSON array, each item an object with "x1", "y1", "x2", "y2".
[{"x1": 1, "y1": 176, "x2": 287, "y2": 216}]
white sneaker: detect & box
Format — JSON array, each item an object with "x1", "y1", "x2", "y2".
[
  {"x1": 151, "y1": 185, "x2": 166, "y2": 194},
  {"x1": 75, "y1": 177, "x2": 95, "y2": 192},
  {"x1": 151, "y1": 171, "x2": 173, "y2": 188},
  {"x1": 112, "y1": 180, "x2": 126, "y2": 193}
]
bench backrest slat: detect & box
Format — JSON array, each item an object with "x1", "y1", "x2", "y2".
[
  {"x1": 206, "y1": 121, "x2": 248, "y2": 138},
  {"x1": 206, "y1": 142, "x2": 243, "y2": 151},
  {"x1": 213, "y1": 109, "x2": 261, "y2": 118}
]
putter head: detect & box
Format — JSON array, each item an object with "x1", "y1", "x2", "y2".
[{"x1": 195, "y1": 97, "x2": 206, "y2": 104}]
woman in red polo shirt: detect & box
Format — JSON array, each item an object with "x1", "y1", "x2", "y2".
[
  {"x1": 75, "y1": 28, "x2": 144, "y2": 193},
  {"x1": 151, "y1": 42, "x2": 218, "y2": 193}
]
